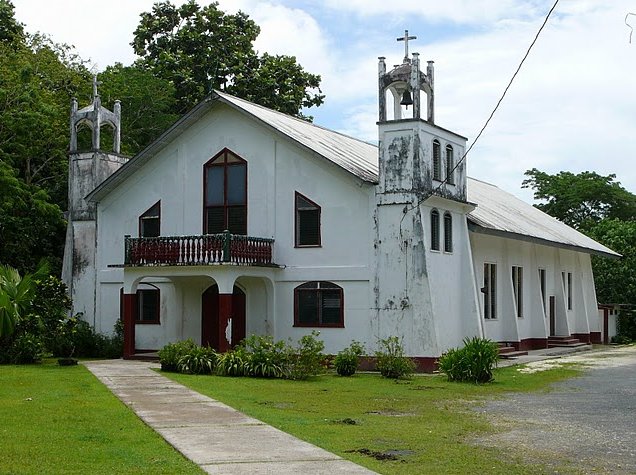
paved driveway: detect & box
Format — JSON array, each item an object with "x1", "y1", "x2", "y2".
[{"x1": 475, "y1": 346, "x2": 636, "y2": 474}]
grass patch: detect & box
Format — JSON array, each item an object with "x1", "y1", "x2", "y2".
[
  {"x1": 167, "y1": 364, "x2": 580, "y2": 475},
  {"x1": 0, "y1": 360, "x2": 202, "y2": 474}
]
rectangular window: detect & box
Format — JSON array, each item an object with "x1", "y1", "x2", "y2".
[
  {"x1": 295, "y1": 192, "x2": 321, "y2": 247},
  {"x1": 432, "y1": 140, "x2": 442, "y2": 181},
  {"x1": 539, "y1": 268, "x2": 546, "y2": 314},
  {"x1": 562, "y1": 271, "x2": 573, "y2": 310},
  {"x1": 446, "y1": 145, "x2": 454, "y2": 184},
  {"x1": 136, "y1": 288, "x2": 160, "y2": 324},
  {"x1": 512, "y1": 266, "x2": 523, "y2": 318},
  {"x1": 483, "y1": 263, "x2": 497, "y2": 319}
]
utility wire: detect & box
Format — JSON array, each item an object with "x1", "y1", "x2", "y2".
[{"x1": 399, "y1": 0, "x2": 560, "y2": 228}]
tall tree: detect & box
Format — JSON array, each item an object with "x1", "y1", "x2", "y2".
[
  {"x1": 97, "y1": 64, "x2": 179, "y2": 156},
  {"x1": 0, "y1": 0, "x2": 23, "y2": 45},
  {"x1": 132, "y1": 1, "x2": 324, "y2": 117},
  {"x1": 0, "y1": 162, "x2": 65, "y2": 274},
  {"x1": 522, "y1": 168, "x2": 636, "y2": 230},
  {"x1": 0, "y1": 33, "x2": 91, "y2": 208},
  {"x1": 587, "y1": 219, "x2": 636, "y2": 305}
]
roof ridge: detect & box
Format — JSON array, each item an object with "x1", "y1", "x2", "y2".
[{"x1": 213, "y1": 90, "x2": 377, "y2": 149}]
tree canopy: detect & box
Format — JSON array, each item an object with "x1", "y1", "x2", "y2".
[
  {"x1": 132, "y1": 0, "x2": 324, "y2": 117},
  {"x1": 522, "y1": 168, "x2": 636, "y2": 230}
]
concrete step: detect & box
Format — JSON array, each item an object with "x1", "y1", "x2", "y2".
[
  {"x1": 499, "y1": 350, "x2": 529, "y2": 359},
  {"x1": 548, "y1": 341, "x2": 589, "y2": 348}
]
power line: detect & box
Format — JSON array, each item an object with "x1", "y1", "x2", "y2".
[{"x1": 399, "y1": 0, "x2": 560, "y2": 227}]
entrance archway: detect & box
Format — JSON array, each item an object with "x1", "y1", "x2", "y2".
[{"x1": 201, "y1": 284, "x2": 246, "y2": 350}]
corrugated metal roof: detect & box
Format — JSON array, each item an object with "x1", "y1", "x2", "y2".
[
  {"x1": 466, "y1": 178, "x2": 619, "y2": 258},
  {"x1": 216, "y1": 91, "x2": 379, "y2": 182},
  {"x1": 88, "y1": 90, "x2": 617, "y2": 257}
]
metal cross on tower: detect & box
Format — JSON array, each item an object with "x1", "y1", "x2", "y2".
[
  {"x1": 92, "y1": 74, "x2": 101, "y2": 99},
  {"x1": 397, "y1": 29, "x2": 417, "y2": 63}
]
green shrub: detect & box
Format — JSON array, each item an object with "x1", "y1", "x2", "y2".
[
  {"x1": 241, "y1": 335, "x2": 287, "y2": 378},
  {"x1": 285, "y1": 331, "x2": 325, "y2": 380},
  {"x1": 216, "y1": 347, "x2": 248, "y2": 376},
  {"x1": 178, "y1": 345, "x2": 217, "y2": 374},
  {"x1": 49, "y1": 316, "x2": 122, "y2": 359},
  {"x1": 10, "y1": 332, "x2": 44, "y2": 363},
  {"x1": 375, "y1": 336, "x2": 415, "y2": 379},
  {"x1": 437, "y1": 336, "x2": 499, "y2": 383},
  {"x1": 616, "y1": 308, "x2": 636, "y2": 342},
  {"x1": 158, "y1": 339, "x2": 198, "y2": 372},
  {"x1": 334, "y1": 340, "x2": 365, "y2": 376}
]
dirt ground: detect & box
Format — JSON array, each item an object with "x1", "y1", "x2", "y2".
[{"x1": 473, "y1": 346, "x2": 636, "y2": 474}]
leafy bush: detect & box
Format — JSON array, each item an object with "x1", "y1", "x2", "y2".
[
  {"x1": 285, "y1": 331, "x2": 325, "y2": 380},
  {"x1": 49, "y1": 316, "x2": 122, "y2": 359},
  {"x1": 437, "y1": 336, "x2": 499, "y2": 383},
  {"x1": 334, "y1": 340, "x2": 365, "y2": 376},
  {"x1": 158, "y1": 339, "x2": 198, "y2": 372},
  {"x1": 216, "y1": 347, "x2": 248, "y2": 376},
  {"x1": 241, "y1": 335, "x2": 287, "y2": 378},
  {"x1": 616, "y1": 308, "x2": 636, "y2": 343},
  {"x1": 375, "y1": 336, "x2": 415, "y2": 379},
  {"x1": 10, "y1": 332, "x2": 44, "y2": 363},
  {"x1": 177, "y1": 345, "x2": 217, "y2": 374}
]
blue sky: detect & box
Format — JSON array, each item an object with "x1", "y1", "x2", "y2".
[{"x1": 14, "y1": 0, "x2": 636, "y2": 201}]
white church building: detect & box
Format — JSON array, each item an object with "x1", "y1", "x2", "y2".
[{"x1": 62, "y1": 45, "x2": 618, "y2": 370}]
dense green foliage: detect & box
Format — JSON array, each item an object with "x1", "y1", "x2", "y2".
[
  {"x1": 522, "y1": 168, "x2": 636, "y2": 230},
  {"x1": 161, "y1": 332, "x2": 325, "y2": 379},
  {"x1": 0, "y1": 163, "x2": 66, "y2": 274},
  {"x1": 0, "y1": 262, "x2": 121, "y2": 362},
  {"x1": 0, "y1": 362, "x2": 203, "y2": 474},
  {"x1": 375, "y1": 336, "x2": 415, "y2": 379},
  {"x1": 132, "y1": 0, "x2": 324, "y2": 118},
  {"x1": 177, "y1": 345, "x2": 217, "y2": 374},
  {"x1": 586, "y1": 219, "x2": 636, "y2": 306},
  {"x1": 158, "y1": 338, "x2": 199, "y2": 372},
  {"x1": 523, "y1": 168, "x2": 636, "y2": 309},
  {"x1": 438, "y1": 337, "x2": 500, "y2": 383},
  {"x1": 334, "y1": 340, "x2": 365, "y2": 376}
]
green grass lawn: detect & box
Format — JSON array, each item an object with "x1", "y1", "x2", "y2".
[
  {"x1": 167, "y1": 365, "x2": 581, "y2": 475},
  {"x1": 0, "y1": 360, "x2": 202, "y2": 475}
]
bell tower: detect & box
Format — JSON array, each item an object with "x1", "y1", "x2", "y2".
[
  {"x1": 372, "y1": 33, "x2": 480, "y2": 369},
  {"x1": 62, "y1": 77, "x2": 128, "y2": 326}
]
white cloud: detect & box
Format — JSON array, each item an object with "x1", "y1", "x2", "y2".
[{"x1": 12, "y1": 0, "x2": 636, "y2": 198}]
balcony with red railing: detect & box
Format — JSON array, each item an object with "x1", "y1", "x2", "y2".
[{"x1": 124, "y1": 231, "x2": 276, "y2": 267}]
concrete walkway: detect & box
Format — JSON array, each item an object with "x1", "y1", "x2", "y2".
[{"x1": 84, "y1": 360, "x2": 376, "y2": 475}]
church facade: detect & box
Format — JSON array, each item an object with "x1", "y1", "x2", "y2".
[{"x1": 62, "y1": 49, "x2": 617, "y2": 369}]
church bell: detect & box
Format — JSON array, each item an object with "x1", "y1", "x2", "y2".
[{"x1": 400, "y1": 89, "x2": 413, "y2": 107}]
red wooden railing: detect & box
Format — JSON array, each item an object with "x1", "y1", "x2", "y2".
[{"x1": 124, "y1": 231, "x2": 274, "y2": 266}]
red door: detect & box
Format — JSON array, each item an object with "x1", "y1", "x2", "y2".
[
  {"x1": 201, "y1": 284, "x2": 246, "y2": 350},
  {"x1": 232, "y1": 286, "x2": 246, "y2": 348},
  {"x1": 201, "y1": 284, "x2": 219, "y2": 348}
]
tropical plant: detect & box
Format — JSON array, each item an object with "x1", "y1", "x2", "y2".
[
  {"x1": 216, "y1": 347, "x2": 248, "y2": 376},
  {"x1": 285, "y1": 331, "x2": 325, "y2": 380},
  {"x1": 158, "y1": 338, "x2": 198, "y2": 372},
  {"x1": 334, "y1": 340, "x2": 365, "y2": 376},
  {"x1": 177, "y1": 345, "x2": 217, "y2": 374},
  {"x1": 241, "y1": 335, "x2": 287, "y2": 378},
  {"x1": 375, "y1": 336, "x2": 415, "y2": 379},
  {"x1": 0, "y1": 262, "x2": 48, "y2": 338},
  {"x1": 437, "y1": 336, "x2": 499, "y2": 383}
]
